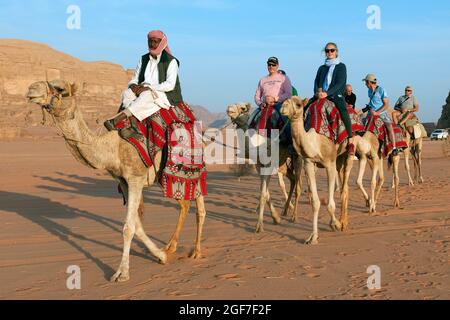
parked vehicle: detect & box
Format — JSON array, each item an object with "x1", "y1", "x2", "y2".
[{"x1": 430, "y1": 129, "x2": 449, "y2": 140}]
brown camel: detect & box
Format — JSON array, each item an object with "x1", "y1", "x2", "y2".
[
  {"x1": 281, "y1": 97, "x2": 354, "y2": 244},
  {"x1": 26, "y1": 80, "x2": 207, "y2": 282},
  {"x1": 226, "y1": 103, "x2": 302, "y2": 232}
]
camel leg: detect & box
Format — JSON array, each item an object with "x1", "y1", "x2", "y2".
[
  {"x1": 278, "y1": 171, "x2": 289, "y2": 202},
  {"x1": 111, "y1": 179, "x2": 145, "y2": 282},
  {"x1": 267, "y1": 189, "x2": 281, "y2": 225},
  {"x1": 289, "y1": 156, "x2": 303, "y2": 222},
  {"x1": 356, "y1": 155, "x2": 370, "y2": 208},
  {"x1": 165, "y1": 200, "x2": 191, "y2": 254},
  {"x1": 335, "y1": 168, "x2": 341, "y2": 193},
  {"x1": 393, "y1": 155, "x2": 401, "y2": 208},
  {"x1": 282, "y1": 173, "x2": 296, "y2": 219},
  {"x1": 134, "y1": 216, "x2": 167, "y2": 263},
  {"x1": 375, "y1": 155, "x2": 385, "y2": 203},
  {"x1": 416, "y1": 140, "x2": 424, "y2": 183},
  {"x1": 304, "y1": 160, "x2": 319, "y2": 245},
  {"x1": 256, "y1": 174, "x2": 270, "y2": 233},
  {"x1": 338, "y1": 156, "x2": 353, "y2": 231},
  {"x1": 190, "y1": 195, "x2": 206, "y2": 259},
  {"x1": 369, "y1": 157, "x2": 380, "y2": 214},
  {"x1": 404, "y1": 148, "x2": 414, "y2": 186},
  {"x1": 326, "y1": 163, "x2": 341, "y2": 231}
]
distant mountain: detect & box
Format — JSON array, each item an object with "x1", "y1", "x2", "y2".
[
  {"x1": 0, "y1": 39, "x2": 226, "y2": 132},
  {"x1": 189, "y1": 105, "x2": 228, "y2": 128}
]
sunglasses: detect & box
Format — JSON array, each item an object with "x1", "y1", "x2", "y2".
[
  {"x1": 406, "y1": 90, "x2": 412, "y2": 92},
  {"x1": 267, "y1": 63, "x2": 277, "y2": 67},
  {"x1": 325, "y1": 48, "x2": 336, "y2": 53}
]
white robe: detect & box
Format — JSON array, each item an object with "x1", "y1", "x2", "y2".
[{"x1": 122, "y1": 88, "x2": 172, "y2": 121}]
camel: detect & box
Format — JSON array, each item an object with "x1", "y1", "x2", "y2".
[
  {"x1": 26, "y1": 80, "x2": 207, "y2": 282},
  {"x1": 280, "y1": 97, "x2": 354, "y2": 244},
  {"x1": 392, "y1": 130, "x2": 424, "y2": 187},
  {"x1": 226, "y1": 103, "x2": 302, "y2": 232},
  {"x1": 354, "y1": 130, "x2": 402, "y2": 213}
]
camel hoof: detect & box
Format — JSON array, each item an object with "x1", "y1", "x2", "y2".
[
  {"x1": 419, "y1": 178, "x2": 424, "y2": 184},
  {"x1": 189, "y1": 250, "x2": 202, "y2": 259},
  {"x1": 110, "y1": 270, "x2": 129, "y2": 283},
  {"x1": 255, "y1": 222, "x2": 264, "y2": 233},
  {"x1": 157, "y1": 251, "x2": 168, "y2": 265},
  {"x1": 164, "y1": 243, "x2": 177, "y2": 254},
  {"x1": 305, "y1": 234, "x2": 319, "y2": 245},
  {"x1": 272, "y1": 216, "x2": 281, "y2": 225},
  {"x1": 340, "y1": 221, "x2": 348, "y2": 231},
  {"x1": 330, "y1": 220, "x2": 342, "y2": 231}
]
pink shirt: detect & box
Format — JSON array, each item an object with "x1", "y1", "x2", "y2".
[{"x1": 254, "y1": 73, "x2": 292, "y2": 107}]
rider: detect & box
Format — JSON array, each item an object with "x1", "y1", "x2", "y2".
[
  {"x1": 362, "y1": 74, "x2": 399, "y2": 156},
  {"x1": 344, "y1": 84, "x2": 357, "y2": 109},
  {"x1": 393, "y1": 86, "x2": 420, "y2": 135},
  {"x1": 104, "y1": 30, "x2": 183, "y2": 135},
  {"x1": 309, "y1": 42, "x2": 355, "y2": 155},
  {"x1": 254, "y1": 57, "x2": 292, "y2": 111},
  {"x1": 278, "y1": 69, "x2": 298, "y2": 96}
]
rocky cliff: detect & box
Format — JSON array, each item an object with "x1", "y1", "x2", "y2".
[
  {"x1": 0, "y1": 39, "x2": 226, "y2": 138},
  {"x1": 437, "y1": 91, "x2": 450, "y2": 129}
]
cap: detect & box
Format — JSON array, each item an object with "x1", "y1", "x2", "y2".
[
  {"x1": 362, "y1": 74, "x2": 377, "y2": 83},
  {"x1": 405, "y1": 85, "x2": 413, "y2": 91},
  {"x1": 267, "y1": 57, "x2": 279, "y2": 65}
]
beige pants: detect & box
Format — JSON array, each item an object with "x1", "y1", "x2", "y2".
[{"x1": 122, "y1": 88, "x2": 172, "y2": 121}]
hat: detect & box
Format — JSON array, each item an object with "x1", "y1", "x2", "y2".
[
  {"x1": 362, "y1": 74, "x2": 377, "y2": 83},
  {"x1": 405, "y1": 85, "x2": 413, "y2": 91},
  {"x1": 267, "y1": 57, "x2": 279, "y2": 65}
]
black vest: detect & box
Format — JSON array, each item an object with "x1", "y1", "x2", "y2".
[{"x1": 138, "y1": 51, "x2": 183, "y2": 106}]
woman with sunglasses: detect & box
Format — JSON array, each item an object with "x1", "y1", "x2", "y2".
[{"x1": 310, "y1": 42, "x2": 355, "y2": 155}]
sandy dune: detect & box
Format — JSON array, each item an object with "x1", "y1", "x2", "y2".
[{"x1": 0, "y1": 136, "x2": 448, "y2": 300}]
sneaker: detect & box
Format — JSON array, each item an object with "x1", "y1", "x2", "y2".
[
  {"x1": 347, "y1": 143, "x2": 355, "y2": 156},
  {"x1": 392, "y1": 148, "x2": 399, "y2": 156}
]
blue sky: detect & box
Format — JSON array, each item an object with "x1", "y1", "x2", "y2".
[{"x1": 1, "y1": 0, "x2": 449, "y2": 121}]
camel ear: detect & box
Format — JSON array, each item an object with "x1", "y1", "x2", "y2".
[
  {"x1": 70, "y1": 83, "x2": 77, "y2": 95},
  {"x1": 48, "y1": 79, "x2": 67, "y2": 92},
  {"x1": 302, "y1": 98, "x2": 310, "y2": 106}
]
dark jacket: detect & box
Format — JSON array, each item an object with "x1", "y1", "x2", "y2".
[
  {"x1": 138, "y1": 51, "x2": 183, "y2": 106},
  {"x1": 313, "y1": 63, "x2": 347, "y2": 100}
]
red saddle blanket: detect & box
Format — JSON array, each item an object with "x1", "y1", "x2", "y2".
[
  {"x1": 306, "y1": 98, "x2": 365, "y2": 144},
  {"x1": 117, "y1": 102, "x2": 207, "y2": 200},
  {"x1": 364, "y1": 114, "x2": 408, "y2": 157}
]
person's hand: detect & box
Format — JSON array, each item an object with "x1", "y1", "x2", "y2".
[
  {"x1": 265, "y1": 95, "x2": 276, "y2": 107},
  {"x1": 135, "y1": 85, "x2": 150, "y2": 96}
]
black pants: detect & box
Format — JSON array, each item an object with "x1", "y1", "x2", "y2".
[{"x1": 306, "y1": 96, "x2": 353, "y2": 138}]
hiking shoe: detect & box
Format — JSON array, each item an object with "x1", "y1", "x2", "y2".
[
  {"x1": 104, "y1": 119, "x2": 117, "y2": 131},
  {"x1": 392, "y1": 148, "x2": 399, "y2": 156},
  {"x1": 347, "y1": 143, "x2": 355, "y2": 156}
]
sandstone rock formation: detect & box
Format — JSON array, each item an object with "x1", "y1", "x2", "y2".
[
  {"x1": 437, "y1": 91, "x2": 450, "y2": 129},
  {"x1": 0, "y1": 39, "x2": 226, "y2": 139}
]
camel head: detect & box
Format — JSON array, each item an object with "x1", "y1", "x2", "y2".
[
  {"x1": 281, "y1": 96, "x2": 310, "y2": 120},
  {"x1": 26, "y1": 80, "x2": 77, "y2": 117},
  {"x1": 226, "y1": 102, "x2": 252, "y2": 130}
]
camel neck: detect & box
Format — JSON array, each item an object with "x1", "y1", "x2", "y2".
[{"x1": 53, "y1": 98, "x2": 111, "y2": 170}]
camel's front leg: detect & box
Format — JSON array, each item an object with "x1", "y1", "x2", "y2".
[
  {"x1": 111, "y1": 180, "x2": 144, "y2": 282},
  {"x1": 277, "y1": 171, "x2": 289, "y2": 201},
  {"x1": 256, "y1": 174, "x2": 270, "y2": 233},
  {"x1": 191, "y1": 195, "x2": 207, "y2": 259},
  {"x1": 393, "y1": 155, "x2": 401, "y2": 208},
  {"x1": 369, "y1": 157, "x2": 380, "y2": 214},
  {"x1": 338, "y1": 156, "x2": 354, "y2": 231},
  {"x1": 326, "y1": 163, "x2": 341, "y2": 231},
  {"x1": 404, "y1": 148, "x2": 414, "y2": 186},
  {"x1": 165, "y1": 200, "x2": 191, "y2": 254},
  {"x1": 305, "y1": 160, "x2": 319, "y2": 244},
  {"x1": 281, "y1": 172, "x2": 296, "y2": 219},
  {"x1": 356, "y1": 155, "x2": 370, "y2": 208},
  {"x1": 415, "y1": 142, "x2": 424, "y2": 184}
]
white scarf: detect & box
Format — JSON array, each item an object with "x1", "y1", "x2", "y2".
[{"x1": 323, "y1": 57, "x2": 340, "y2": 92}]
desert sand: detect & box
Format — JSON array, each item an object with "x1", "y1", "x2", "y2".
[{"x1": 0, "y1": 133, "x2": 449, "y2": 300}]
